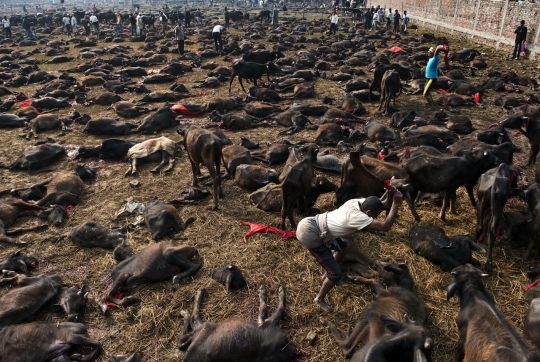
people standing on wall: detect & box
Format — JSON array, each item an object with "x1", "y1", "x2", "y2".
[
  {"x1": 513, "y1": 20, "x2": 527, "y2": 60},
  {"x1": 393, "y1": 9, "x2": 401, "y2": 33}
]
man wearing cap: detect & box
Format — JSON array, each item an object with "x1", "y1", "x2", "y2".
[
  {"x1": 423, "y1": 45, "x2": 448, "y2": 109},
  {"x1": 296, "y1": 191, "x2": 403, "y2": 312}
]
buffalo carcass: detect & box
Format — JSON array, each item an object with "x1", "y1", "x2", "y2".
[
  {"x1": 0, "y1": 199, "x2": 48, "y2": 244},
  {"x1": 23, "y1": 114, "x2": 67, "y2": 139},
  {"x1": 249, "y1": 175, "x2": 338, "y2": 213},
  {"x1": 378, "y1": 70, "x2": 401, "y2": 115},
  {"x1": 410, "y1": 225, "x2": 485, "y2": 272},
  {"x1": 402, "y1": 149, "x2": 499, "y2": 220},
  {"x1": 234, "y1": 165, "x2": 280, "y2": 191},
  {"x1": 321, "y1": 262, "x2": 432, "y2": 360},
  {"x1": 498, "y1": 112, "x2": 540, "y2": 165},
  {"x1": 60, "y1": 285, "x2": 89, "y2": 322},
  {"x1": 0, "y1": 114, "x2": 29, "y2": 128},
  {"x1": 143, "y1": 200, "x2": 196, "y2": 241},
  {"x1": 0, "y1": 272, "x2": 63, "y2": 328},
  {"x1": 364, "y1": 120, "x2": 400, "y2": 143},
  {"x1": 99, "y1": 241, "x2": 201, "y2": 313},
  {"x1": 229, "y1": 60, "x2": 280, "y2": 93},
  {"x1": 335, "y1": 155, "x2": 419, "y2": 221},
  {"x1": 125, "y1": 137, "x2": 179, "y2": 176},
  {"x1": 75, "y1": 139, "x2": 141, "y2": 161},
  {"x1": 69, "y1": 221, "x2": 133, "y2": 261},
  {"x1": 221, "y1": 145, "x2": 252, "y2": 178},
  {"x1": 524, "y1": 262, "x2": 540, "y2": 349},
  {"x1": 0, "y1": 322, "x2": 102, "y2": 362},
  {"x1": 254, "y1": 144, "x2": 318, "y2": 229},
  {"x1": 0, "y1": 251, "x2": 38, "y2": 275},
  {"x1": 136, "y1": 104, "x2": 179, "y2": 133},
  {"x1": 82, "y1": 117, "x2": 138, "y2": 136},
  {"x1": 447, "y1": 264, "x2": 540, "y2": 362},
  {"x1": 178, "y1": 126, "x2": 223, "y2": 210},
  {"x1": 209, "y1": 265, "x2": 247, "y2": 291},
  {"x1": 112, "y1": 101, "x2": 152, "y2": 118},
  {"x1": 475, "y1": 164, "x2": 522, "y2": 271},
  {"x1": 251, "y1": 140, "x2": 293, "y2": 165},
  {"x1": 179, "y1": 286, "x2": 296, "y2": 362},
  {"x1": 0, "y1": 139, "x2": 65, "y2": 171}
]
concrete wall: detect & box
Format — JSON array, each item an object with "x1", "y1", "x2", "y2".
[{"x1": 377, "y1": 0, "x2": 540, "y2": 58}]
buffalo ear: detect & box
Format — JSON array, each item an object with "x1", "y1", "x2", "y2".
[
  {"x1": 468, "y1": 240, "x2": 486, "y2": 253},
  {"x1": 380, "y1": 315, "x2": 404, "y2": 333},
  {"x1": 414, "y1": 348, "x2": 429, "y2": 362},
  {"x1": 383, "y1": 264, "x2": 402, "y2": 274},
  {"x1": 446, "y1": 282, "x2": 458, "y2": 301}
]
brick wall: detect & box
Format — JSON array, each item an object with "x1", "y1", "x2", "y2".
[{"x1": 376, "y1": 0, "x2": 540, "y2": 58}]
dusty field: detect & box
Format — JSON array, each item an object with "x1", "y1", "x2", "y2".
[{"x1": 0, "y1": 7, "x2": 539, "y2": 361}]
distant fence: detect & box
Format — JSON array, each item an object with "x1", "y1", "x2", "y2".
[{"x1": 381, "y1": 0, "x2": 540, "y2": 59}]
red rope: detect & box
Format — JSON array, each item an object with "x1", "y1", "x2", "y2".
[{"x1": 524, "y1": 279, "x2": 540, "y2": 292}]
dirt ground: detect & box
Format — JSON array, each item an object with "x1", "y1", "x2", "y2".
[{"x1": 0, "y1": 7, "x2": 539, "y2": 361}]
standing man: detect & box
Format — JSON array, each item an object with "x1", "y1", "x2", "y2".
[
  {"x1": 364, "y1": 7, "x2": 372, "y2": 30},
  {"x1": 272, "y1": 4, "x2": 278, "y2": 26},
  {"x1": 129, "y1": 13, "x2": 136, "y2": 35},
  {"x1": 70, "y1": 14, "x2": 77, "y2": 35},
  {"x1": 385, "y1": 7, "x2": 392, "y2": 30},
  {"x1": 296, "y1": 192, "x2": 403, "y2": 312},
  {"x1": 89, "y1": 12, "x2": 99, "y2": 34},
  {"x1": 329, "y1": 8, "x2": 338, "y2": 35},
  {"x1": 21, "y1": 16, "x2": 35, "y2": 39},
  {"x1": 423, "y1": 45, "x2": 448, "y2": 109},
  {"x1": 393, "y1": 9, "x2": 401, "y2": 33},
  {"x1": 136, "y1": 12, "x2": 143, "y2": 35},
  {"x1": 185, "y1": 8, "x2": 191, "y2": 28},
  {"x1": 2, "y1": 16, "x2": 11, "y2": 39},
  {"x1": 513, "y1": 20, "x2": 527, "y2": 60},
  {"x1": 81, "y1": 14, "x2": 90, "y2": 40},
  {"x1": 224, "y1": 6, "x2": 230, "y2": 29},
  {"x1": 63, "y1": 13, "x2": 71, "y2": 35},
  {"x1": 402, "y1": 10, "x2": 408, "y2": 32},
  {"x1": 23, "y1": 5, "x2": 28, "y2": 14},
  {"x1": 174, "y1": 20, "x2": 185, "y2": 56},
  {"x1": 212, "y1": 23, "x2": 223, "y2": 51},
  {"x1": 159, "y1": 11, "x2": 168, "y2": 35},
  {"x1": 115, "y1": 13, "x2": 122, "y2": 34}
]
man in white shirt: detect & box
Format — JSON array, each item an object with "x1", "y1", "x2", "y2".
[
  {"x1": 62, "y1": 14, "x2": 71, "y2": 35},
  {"x1": 70, "y1": 15, "x2": 77, "y2": 33},
  {"x1": 329, "y1": 9, "x2": 338, "y2": 35},
  {"x1": 212, "y1": 24, "x2": 223, "y2": 52},
  {"x1": 1, "y1": 16, "x2": 11, "y2": 38},
  {"x1": 136, "y1": 13, "x2": 143, "y2": 35},
  {"x1": 296, "y1": 191, "x2": 403, "y2": 312},
  {"x1": 89, "y1": 13, "x2": 99, "y2": 34}
]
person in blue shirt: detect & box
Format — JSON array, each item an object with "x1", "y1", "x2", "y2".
[{"x1": 423, "y1": 45, "x2": 448, "y2": 109}]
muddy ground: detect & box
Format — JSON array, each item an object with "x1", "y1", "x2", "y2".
[{"x1": 0, "y1": 7, "x2": 539, "y2": 361}]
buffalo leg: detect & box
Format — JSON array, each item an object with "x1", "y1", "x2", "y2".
[
  {"x1": 528, "y1": 142, "x2": 540, "y2": 166},
  {"x1": 179, "y1": 310, "x2": 194, "y2": 349},
  {"x1": 439, "y1": 191, "x2": 453, "y2": 221},
  {"x1": 265, "y1": 286, "x2": 285, "y2": 326},
  {"x1": 150, "y1": 151, "x2": 169, "y2": 173},
  {"x1": 10, "y1": 200, "x2": 48, "y2": 210},
  {"x1": 5, "y1": 223, "x2": 47, "y2": 235},
  {"x1": 203, "y1": 156, "x2": 220, "y2": 210},
  {"x1": 164, "y1": 157, "x2": 175, "y2": 173},
  {"x1": 191, "y1": 289, "x2": 204, "y2": 329},
  {"x1": 258, "y1": 285, "x2": 268, "y2": 326},
  {"x1": 280, "y1": 187, "x2": 288, "y2": 230},
  {"x1": 165, "y1": 248, "x2": 202, "y2": 287},
  {"x1": 66, "y1": 334, "x2": 103, "y2": 362},
  {"x1": 238, "y1": 77, "x2": 246, "y2": 93},
  {"x1": 99, "y1": 273, "x2": 139, "y2": 314}
]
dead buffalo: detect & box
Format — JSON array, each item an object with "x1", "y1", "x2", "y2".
[
  {"x1": 143, "y1": 73, "x2": 177, "y2": 84},
  {"x1": 23, "y1": 114, "x2": 66, "y2": 139},
  {"x1": 0, "y1": 322, "x2": 102, "y2": 362},
  {"x1": 209, "y1": 265, "x2": 247, "y2": 291},
  {"x1": 85, "y1": 92, "x2": 123, "y2": 105},
  {"x1": 69, "y1": 221, "x2": 133, "y2": 261},
  {"x1": 138, "y1": 91, "x2": 190, "y2": 103},
  {"x1": 210, "y1": 111, "x2": 261, "y2": 130},
  {"x1": 136, "y1": 104, "x2": 179, "y2": 133},
  {"x1": 178, "y1": 126, "x2": 223, "y2": 210},
  {"x1": 82, "y1": 117, "x2": 138, "y2": 136},
  {"x1": 247, "y1": 87, "x2": 281, "y2": 103},
  {"x1": 0, "y1": 251, "x2": 38, "y2": 275},
  {"x1": 179, "y1": 286, "x2": 296, "y2": 362},
  {"x1": 0, "y1": 272, "x2": 62, "y2": 328},
  {"x1": 30, "y1": 97, "x2": 70, "y2": 109},
  {"x1": 410, "y1": 225, "x2": 485, "y2": 272},
  {"x1": 112, "y1": 101, "x2": 152, "y2": 118},
  {"x1": 125, "y1": 137, "x2": 179, "y2": 176},
  {"x1": 365, "y1": 120, "x2": 400, "y2": 143},
  {"x1": 234, "y1": 164, "x2": 280, "y2": 191},
  {"x1": 0, "y1": 114, "x2": 29, "y2": 128},
  {"x1": 143, "y1": 200, "x2": 196, "y2": 241},
  {"x1": 60, "y1": 285, "x2": 89, "y2": 322},
  {"x1": 0, "y1": 199, "x2": 48, "y2": 244},
  {"x1": 75, "y1": 139, "x2": 141, "y2": 161},
  {"x1": 403, "y1": 125, "x2": 459, "y2": 144},
  {"x1": 251, "y1": 140, "x2": 293, "y2": 165},
  {"x1": 99, "y1": 241, "x2": 202, "y2": 314},
  {"x1": 0, "y1": 139, "x2": 65, "y2": 171},
  {"x1": 221, "y1": 145, "x2": 252, "y2": 178},
  {"x1": 207, "y1": 96, "x2": 245, "y2": 112},
  {"x1": 244, "y1": 101, "x2": 282, "y2": 118}
]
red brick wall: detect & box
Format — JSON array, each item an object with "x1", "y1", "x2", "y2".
[{"x1": 378, "y1": 0, "x2": 540, "y2": 58}]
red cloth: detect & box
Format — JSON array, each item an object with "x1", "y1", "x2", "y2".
[
  {"x1": 240, "y1": 221, "x2": 296, "y2": 243},
  {"x1": 390, "y1": 46, "x2": 407, "y2": 54},
  {"x1": 171, "y1": 104, "x2": 202, "y2": 116},
  {"x1": 474, "y1": 92, "x2": 481, "y2": 104},
  {"x1": 18, "y1": 100, "x2": 32, "y2": 108}
]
